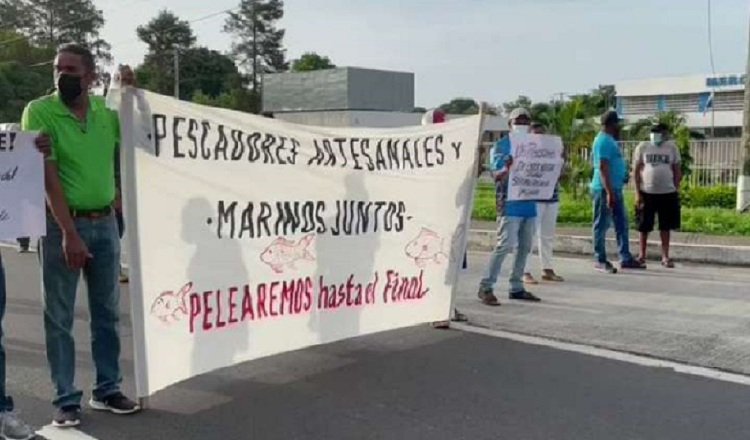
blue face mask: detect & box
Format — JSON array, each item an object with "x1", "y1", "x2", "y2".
[{"x1": 650, "y1": 132, "x2": 663, "y2": 146}]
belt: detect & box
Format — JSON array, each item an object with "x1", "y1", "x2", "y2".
[{"x1": 70, "y1": 206, "x2": 112, "y2": 219}]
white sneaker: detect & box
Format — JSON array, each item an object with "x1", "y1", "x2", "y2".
[{"x1": 0, "y1": 411, "x2": 35, "y2": 440}]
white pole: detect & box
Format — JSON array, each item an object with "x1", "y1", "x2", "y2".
[
  {"x1": 117, "y1": 86, "x2": 151, "y2": 403},
  {"x1": 447, "y1": 102, "x2": 487, "y2": 324}
]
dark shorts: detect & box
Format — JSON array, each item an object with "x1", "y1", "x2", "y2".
[{"x1": 636, "y1": 192, "x2": 681, "y2": 232}]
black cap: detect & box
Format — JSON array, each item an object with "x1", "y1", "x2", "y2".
[
  {"x1": 600, "y1": 110, "x2": 623, "y2": 126},
  {"x1": 650, "y1": 122, "x2": 668, "y2": 133}
]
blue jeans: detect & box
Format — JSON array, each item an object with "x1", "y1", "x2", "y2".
[
  {"x1": 41, "y1": 215, "x2": 122, "y2": 408},
  {"x1": 479, "y1": 216, "x2": 535, "y2": 293},
  {"x1": 0, "y1": 253, "x2": 12, "y2": 411},
  {"x1": 592, "y1": 189, "x2": 634, "y2": 263}
]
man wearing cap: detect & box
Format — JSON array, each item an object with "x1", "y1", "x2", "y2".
[
  {"x1": 590, "y1": 111, "x2": 645, "y2": 273},
  {"x1": 632, "y1": 123, "x2": 682, "y2": 268},
  {"x1": 477, "y1": 107, "x2": 541, "y2": 306}
]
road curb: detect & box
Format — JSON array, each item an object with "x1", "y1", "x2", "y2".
[{"x1": 467, "y1": 229, "x2": 750, "y2": 267}]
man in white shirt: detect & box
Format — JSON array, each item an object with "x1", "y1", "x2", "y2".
[{"x1": 632, "y1": 123, "x2": 682, "y2": 268}]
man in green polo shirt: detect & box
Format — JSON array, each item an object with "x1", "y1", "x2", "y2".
[{"x1": 22, "y1": 43, "x2": 140, "y2": 428}]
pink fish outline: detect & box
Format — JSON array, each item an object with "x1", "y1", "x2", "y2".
[
  {"x1": 150, "y1": 282, "x2": 194, "y2": 325},
  {"x1": 405, "y1": 227, "x2": 448, "y2": 268},
  {"x1": 260, "y1": 234, "x2": 316, "y2": 274}
]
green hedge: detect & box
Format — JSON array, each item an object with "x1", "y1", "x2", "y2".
[
  {"x1": 680, "y1": 185, "x2": 735, "y2": 209},
  {"x1": 472, "y1": 183, "x2": 750, "y2": 236}
]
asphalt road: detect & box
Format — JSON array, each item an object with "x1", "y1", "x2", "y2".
[{"x1": 2, "y1": 248, "x2": 750, "y2": 440}]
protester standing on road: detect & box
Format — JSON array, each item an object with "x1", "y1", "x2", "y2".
[
  {"x1": 0, "y1": 127, "x2": 51, "y2": 440},
  {"x1": 590, "y1": 110, "x2": 646, "y2": 273},
  {"x1": 477, "y1": 108, "x2": 542, "y2": 306},
  {"x1": 0, "y1": 255, "x2": 36, "y2": 440},
  {"x1": 632, "y1": 123, "x2": 682, "y2": 268},
  {"x1": 22, "y1": 43, "x2": 140, "y2": 428},
  {"x1": 422, "y1": 108, "x2": 469, "y2": 327},
  {"x1": 522, "y1": 122, "x2": 565, "y2": 284}
]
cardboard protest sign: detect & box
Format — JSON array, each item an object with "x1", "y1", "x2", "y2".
[
  {"x1": 113, "y1": 89, "x2": 482, "y2": 396},
  {"x1": 507, "y1": 133, "x2": 564, "y2": 201},
  {"x1": 0, "y1": 132, "x2": 45, "y2": 240}
]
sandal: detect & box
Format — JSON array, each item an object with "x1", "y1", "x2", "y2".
[
  {"x1": 661, "y1": 258, "x2": 675, "y2": 268},
  {"x1": 541, "y1": 272, "x2": 564, "y2": 282}
]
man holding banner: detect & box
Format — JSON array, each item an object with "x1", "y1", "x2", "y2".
[
  {"x1": 22, "y1": 43, "x2": 140, "y2": 427},
  {"x1": 477, "y1": 108, "x2": 542, "y2": 306}
]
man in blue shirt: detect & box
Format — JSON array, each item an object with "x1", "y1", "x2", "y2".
[
  {"x1": 591, "y1": 110, "x2": 645, "y2": 273},
  {"x1": 477, "y1": 108, "x2": 542, "y2": 306}
]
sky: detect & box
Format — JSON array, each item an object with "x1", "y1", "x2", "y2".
[{"x1": 97, "y1": 0, "x2": 749, "y2": 108}]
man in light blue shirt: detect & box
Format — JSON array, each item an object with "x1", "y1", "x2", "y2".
[
  {"x1": 590, "y1": 110, "x2": 645, "y2": 273},
  {"x1": 477, "y1": 108, "x2": 542, "y2": 306}
]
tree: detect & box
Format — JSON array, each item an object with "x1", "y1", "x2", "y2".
[
  {"x1": 225, "y1": 0, "x2": 288, "y2": 96},
  {"x1": 291, "y1": 52, "x2": 335, "y2": 72},
  {"x1": 0, "y1": 31, "x2": 54, "y2": 122},
  {"x1": 439, "y1": 98, "x2": 479, "y2": 115},
  {"x1": 502, "y1": 95, "x2": 533, "y2": 116},
  {"x1": 0, "y1": 0, "x2": 110, "y2": 62},
  {"x1": 137, "y1": 10, "x2": 195, "y2": 56},
  {"x1": 192, "y1": 88, "x2": 258, "y2": 113},
  {"x1": 135, "y1": 10, "x2": 196, "y2": 97}
]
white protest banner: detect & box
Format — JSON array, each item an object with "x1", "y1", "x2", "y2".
[
  {"x1": 115, "y1": 89, "x2": 482, "y2": 397},
  {"x1": 0, "y1": 132, "x2": 45, "y2": 240},
  {"x1": 507, "y1": 133, "x2": 564, "y2": 201}
]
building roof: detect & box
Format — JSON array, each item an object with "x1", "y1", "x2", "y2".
[
  {"x1": 263, "y1": 67, "x2": 415, "y2": 113},
  {"x1": 616, "y1": 73, "x2": 745, "y2": 97}
]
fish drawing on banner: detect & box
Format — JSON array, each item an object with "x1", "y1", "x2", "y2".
[
  {"x1": 405, "y1": 228, "x2": 448, "y2": 268},
  {"x1": 260, "y1": 235, "x2": 316, "y2": 273},
  {"x1": 151, "y1": 282, "x2": 193, "y2": 324}
]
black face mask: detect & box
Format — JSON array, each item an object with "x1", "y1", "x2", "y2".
[{"x1": 57, "y1": 74, "x2": 83, "y2": 105}]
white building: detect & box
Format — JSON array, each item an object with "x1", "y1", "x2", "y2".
[{"x1": 615, "y1": 73, "x2": 745, "y2": 137}]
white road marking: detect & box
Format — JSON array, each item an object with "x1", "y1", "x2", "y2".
[
  {"x1": 36, "y1": 425, "x2": 101, "y2": 440},
  {"x1": 454, "y1": 323, "x2": 750, "y2": 387}
]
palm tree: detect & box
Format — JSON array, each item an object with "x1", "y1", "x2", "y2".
[{"x1": 540, "y1": 98, "x2": 598, "y2": 200}]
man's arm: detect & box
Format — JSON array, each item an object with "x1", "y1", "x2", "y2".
[
  {"x1": 44, "y1": 162, "x2": 90, "y2": 270},
  {"x1": 672, "y1": 144, "x2": 682, "y2": 190},
  {"x1": 44, "y1": 162, "x2": 76, "y2": 236},
  {"x1": 599, "y1": 160, "x2": 614, "y2": 195},
  {"x1": 114, "y1": 143, "x2": 122, "y2": 212},
  {"x1": 632, "y1": 146, "x2": 644, "y2": 204},
  {"x1": 491, "y1": 138, "x2": 512, "y2": 181},
  {"x1": 673, "y1": 164, "x2": 682, "y2": 190}
]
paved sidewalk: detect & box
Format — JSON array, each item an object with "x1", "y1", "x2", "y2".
[
  {"x1": 469, "y1": 221, "x2": 750, "y2": 266},
  {"x1": 456, "y1": 252, "x2": 750, "y2": 375},
  {"x1": 471, "y1": 220, "x2": 750, "y2": 247}
]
